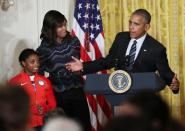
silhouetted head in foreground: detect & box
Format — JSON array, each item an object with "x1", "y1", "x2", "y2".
[
  {"x1": 118, "y1": 91, "x2": 170, "y2": 130},
  {"x1": 0, "y1": 84, "x2": 30, "y2": 131}
]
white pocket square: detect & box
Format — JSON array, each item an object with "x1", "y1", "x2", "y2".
[{"x1": 143, "y1": 49, "x2": 147, "y2": 52}]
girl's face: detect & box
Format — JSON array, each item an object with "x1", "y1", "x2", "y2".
[
  {"x1": 56, "y1": 21, "x2": 67, "y2": 41},
  {"x1": 21, "y1": 54, "x2": 40, "y2": 75}
]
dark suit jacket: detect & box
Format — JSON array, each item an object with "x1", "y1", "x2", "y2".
[{"x1": 83, "y1": 32, "x2": 174, "y2": 85}]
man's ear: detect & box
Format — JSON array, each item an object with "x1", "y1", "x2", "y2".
[{"x1": 145, "y1": 24, "x2": 150, "y2": 31}]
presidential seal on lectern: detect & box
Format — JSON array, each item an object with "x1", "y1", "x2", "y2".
[{"x1": 108, "y1": 70, "x2": 132, "y2": 93}]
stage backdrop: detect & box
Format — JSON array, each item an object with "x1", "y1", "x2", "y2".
[
  {"x1": 99, "y1": 0, "x2": 185, "y2": 124},
  {"x1": 0, "y1": 0, "x2": 184, "y2": 125},
  {"x1": 0, "y1": 0, "x2": 75, "y2": 82}
]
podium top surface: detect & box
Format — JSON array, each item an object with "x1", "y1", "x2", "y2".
[{"x1": 84, "y1": 72, "x2": 166, "y2": 94}]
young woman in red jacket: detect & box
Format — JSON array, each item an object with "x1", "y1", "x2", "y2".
[{"x1": 9, "y1": 48, "x2": 56, "y2": 131}]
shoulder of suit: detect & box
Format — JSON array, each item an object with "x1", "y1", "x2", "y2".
[
  {"x1": 116, "y1": 31, "x2": 130, "y2": 36},
  {"x1": 146, "y1": 34, "x2": 166, "y2": 49},
  {"x1": 115, "y1": 32, "x2": 130, "y2": 39}
]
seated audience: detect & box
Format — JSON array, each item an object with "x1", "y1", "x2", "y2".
[
  {"x1": 167, "y1": 118, "x2": 185, "y2": 131},
  {"x1": 0, "y1": 84, "x2": 30, "y2": 131},
  {"x1": 117, "y1": 91, "x2": 170, "y2": 130},
  {"x1": 103, "y1": 116, "x2": 156, "y2": 131},
  {"x1": 43, "y1": 107, "x2": 65, "y2": 124},
  {"x1": 105, "y1": 91, "x2": 185, "y2": 131},
  {"x1": 42, "y1": 117, "x2": 83, "y2": 131}
]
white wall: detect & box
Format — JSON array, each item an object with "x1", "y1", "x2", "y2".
[{"x1": 0, "y1": 0, "x2": 75, "y2": 82}]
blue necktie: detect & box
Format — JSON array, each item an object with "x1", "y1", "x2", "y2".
[{"x1": 126, "y1": 40, "x2": 137, "y2": 71}]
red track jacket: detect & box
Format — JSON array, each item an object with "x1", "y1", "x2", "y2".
[{"x1": 9, "y1": 71, "x2": 56, "y2": 127}]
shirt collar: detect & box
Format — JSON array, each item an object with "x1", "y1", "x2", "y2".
[{"x1": 130, "y1": 33, "x2": 147, "y2": 44}]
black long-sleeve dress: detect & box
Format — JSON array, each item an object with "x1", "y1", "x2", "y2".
[{"x1": 37, "y1": 34, "x2": 91, "y2": 131}]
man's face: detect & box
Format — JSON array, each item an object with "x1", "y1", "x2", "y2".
[
  {"x1": 22, "y1": 54, "x2": 40, "y2": 75},
  {"x1": 129, "y1": 14, "x2": 150, "y2": 39}
]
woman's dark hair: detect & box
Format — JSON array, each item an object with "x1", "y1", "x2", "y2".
[
  {"x1": 19, "y1": 48, "x2": 38, "y2": 67},
  {"x1": 40, "y1": 10, "x2": 67, "y2": 45}
]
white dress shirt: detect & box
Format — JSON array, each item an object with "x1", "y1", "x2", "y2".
[{"x1": 125, "y1": 33, "x2": 147, "y2": 61}]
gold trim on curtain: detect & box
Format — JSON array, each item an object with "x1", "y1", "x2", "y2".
[{"x1": 99, "y1": 0, "x2": 185, "y2": 124}]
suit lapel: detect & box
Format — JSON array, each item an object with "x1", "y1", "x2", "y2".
[
  {"x1": 123, "y1": 37, "x2": 131, "y2": 56},
  {"x1": 134, "y1": 34, "x2": 150, "y2": 65},
  {"x1": 120, "y1": 35, "x2": 130, "y2": 64},
  {"x1": 114, "y1": 33, "x2": 131, "y2": 69}
]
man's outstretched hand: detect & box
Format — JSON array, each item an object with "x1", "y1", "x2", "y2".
[
  {"x1": 65, "y1": 56, "x2": 83, "y2": 72},
  {"x1": 170, "y1": 74, "x2": 180, "y2": 94}
]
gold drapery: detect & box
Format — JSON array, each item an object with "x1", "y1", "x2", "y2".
[{"x1": 99, "y1": 0, "x2": 185, "y2": 124}]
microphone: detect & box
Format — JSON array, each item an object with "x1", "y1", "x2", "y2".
[
  {"x1": 125, "y1": 55, "x2": 130, "y2": 67},
  {"x1": 114, "y1": 58, "x2": 119, "y2": 70},
  {"x1": 124, "y1": 55, "x2": 131, "y2": 72}
]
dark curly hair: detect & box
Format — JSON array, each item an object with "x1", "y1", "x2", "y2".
[{"x1": 19, "y1": 48, "x2": 38, "y2": 67}]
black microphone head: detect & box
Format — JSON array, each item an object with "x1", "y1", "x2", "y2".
[
  {"x1": 115, "y1": 58, "x2": 118, "y2": 63},
  {"x1": 114, "y1": 58, "x2": 119, "y2": 70},
  {"x1": 125, "y1": 55, "x2": 130, "y2": 67}
]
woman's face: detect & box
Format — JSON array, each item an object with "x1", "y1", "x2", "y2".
[{"x1": 56, "y1": 21, "x2": 67, "y2": 40}]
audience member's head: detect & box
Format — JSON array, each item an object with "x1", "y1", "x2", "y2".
[
  {"x1": 167, "y1": 118, "x2": 185, "y2": 131},
  {"x1": 118, "y1": 90, "x2": 170, "y2": 130},
  {"x1": 0, "y1": 84, "x2": 30, "y2": 131},
  {"x1": 0, "y1": 117, "x2": 7, "y2": 131},
  {"x1": 43, "y1": 107, "x2": 65, "y2": 124},
  {"x1": 42, "y1": 117, "x2": 83, "y2": 131},
  {"x1": 103, "y1": 116, "x2": 155, "y2": 131}
]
